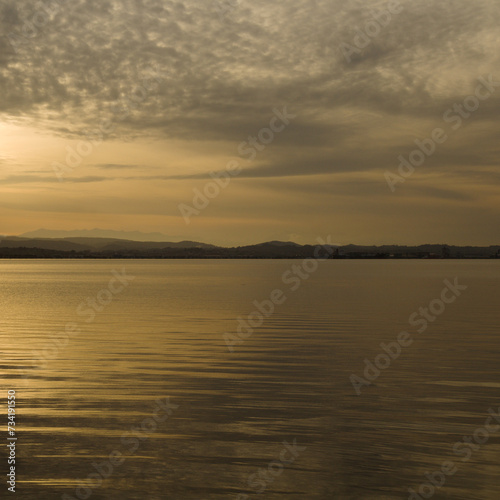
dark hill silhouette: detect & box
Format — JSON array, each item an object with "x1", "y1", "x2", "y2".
[
  {"x1": 0, "y1": 235, "x2": 498, "y2": 259},
  {"x1": 20, "y1": 228, "x2": 171, "y2": 241}
]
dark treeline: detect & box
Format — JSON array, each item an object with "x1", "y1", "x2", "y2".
[{"x1": 1, "y1": 243, "x2": 499, "y2": 259}]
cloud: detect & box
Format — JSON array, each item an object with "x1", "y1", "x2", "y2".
[
  {"x1": 1, "y1": 0, "x2": 498, "y2": 139},
  {"x1": 1, "y1": 0, "x2": 500, "y2": 244},
  {"x1": 94, "y1": 163, "x2": 141, "y2": 170},
  {"x1": 0, "y1": 174, "x2": 108, "y2": 184}
]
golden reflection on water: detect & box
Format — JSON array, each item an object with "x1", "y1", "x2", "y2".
[{"x1": 1, "y1": 260, "x2": 500, "y2": 499}]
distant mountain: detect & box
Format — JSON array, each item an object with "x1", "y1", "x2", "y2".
[
  {"x1": 20, "y1": 229, "x2": 173, "y2": 242},
  {"x1": 1, "y1": 236, "x2": 216, "y2": 252},
  {"x1": 255, "y1": 241, "x2": 302, "y2": 247},
  {"x1": 0, "y1": 239, "x2": 323, "y2": 259},
  {"x1": 0, "y1": 238, "x2": 92, "y2": 252},
  {"x1": 83, "y1": 239, "x2": 216, "y2": 251},
  {"x1": 0, "y1": 234, "x2": 498, "y2": 259}
]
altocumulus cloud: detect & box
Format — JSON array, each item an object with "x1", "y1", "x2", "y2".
[{"x1": 0, "y1": 0, "x2": 499, "y2": 174}]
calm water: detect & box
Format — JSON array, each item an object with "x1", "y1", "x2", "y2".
[{"x1": 1, "y1": 260, "x2": 500, "y2": 499}]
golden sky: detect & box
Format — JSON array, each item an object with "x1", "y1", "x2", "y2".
[{"x1": 1, "y1": 0, "x2": 500, "y2": 246}]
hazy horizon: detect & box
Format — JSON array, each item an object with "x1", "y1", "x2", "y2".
[{"x1": 1, "y1": 227, "x2": 499, "y2": 248}]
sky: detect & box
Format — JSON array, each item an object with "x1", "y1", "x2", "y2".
[{"x1": 1, "y1": 0, "x2": 499, "y2": 246}]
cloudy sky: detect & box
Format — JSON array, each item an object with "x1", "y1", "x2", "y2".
[{"x1": 1, "y1": 0, "x2": 499, "y2": 246}]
